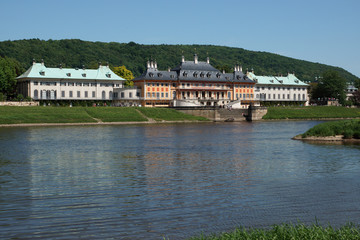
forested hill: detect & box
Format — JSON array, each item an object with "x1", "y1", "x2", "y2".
[{"x1": 0, "y1": 39, "x2": 357, "y2": 82}]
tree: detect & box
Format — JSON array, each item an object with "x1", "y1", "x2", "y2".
[
  {"x1": 312, "y1": 70, "x2": 347, "y2": 105},
  {"x1": 0, "y1": 57, "x2": 23, "y2": 99},
  {"x1": 112, "y1": 65, "x2": 134, "y2": 87}
]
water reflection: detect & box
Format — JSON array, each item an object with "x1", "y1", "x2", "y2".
[{"x1": 0, "y1": 122, "x2": 360, "y2": 239}]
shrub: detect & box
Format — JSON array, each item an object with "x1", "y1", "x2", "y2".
[{"x1": 343, "y1": 129, "x2": 354, "y2": 139}]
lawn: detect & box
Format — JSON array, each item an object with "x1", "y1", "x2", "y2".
[
  {"x1": 0, "y1": 106, "x2": 96, "y2": 124},
  {"x1": 263, "y1": 106, "x2": 360, "y2": 119},
  {"x1": 135, "y1": 107, "x2": 209, "y2": 121},
  {"x1": 84, "y1": 107, "x2": 147, "y2": 122}
]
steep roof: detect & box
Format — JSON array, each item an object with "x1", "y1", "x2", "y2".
[
  {"x1": 247, "y1": 72, "x2": 308, "y2": 86},
  {"x1": 17, "y1": 62, "x2": 125, "y2": 81},
  {"x1": 133, "y1": 58, "x2": 255, "y2": 84}
]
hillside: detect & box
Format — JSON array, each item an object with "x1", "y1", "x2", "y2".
[{"x1": 0, "y1": 39, "x2": 357, "y2": 82}]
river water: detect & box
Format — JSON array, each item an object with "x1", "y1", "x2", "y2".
[{"x1": 1, "y1": 121, "x2": 360, "y2": 239}]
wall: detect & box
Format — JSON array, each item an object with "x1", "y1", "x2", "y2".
[{"x1": 0, "y1": 101, "x2": 39, "y2": 106}]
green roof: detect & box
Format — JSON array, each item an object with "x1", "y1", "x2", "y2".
[
  {"x1": 17, "y1": 63, "x2": 124, "y2": 81},
  {"x1": 247, "y1": 72, "x2": 308, "y2": 86}
]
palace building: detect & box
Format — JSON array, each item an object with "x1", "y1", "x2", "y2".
[
  {"x1": 247, "y1": 71, "x2": 309, "y2": 105},
  {"x1": 17, "y1": 60, "x2": 125, "y2": 101},
  {"x1": 132, "y1": 55, "x2": 257, "y2": 108}
]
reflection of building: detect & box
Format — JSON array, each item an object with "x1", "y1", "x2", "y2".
[
  {"x1": 17, "y1": 60, "x2": 125, "y2": 101},
  {"x1": 133, "y1": 55, "x2": 257, "y2": 108},
  {"x1": 247, "y1": 71, "x2": 309, "y2": 105}
]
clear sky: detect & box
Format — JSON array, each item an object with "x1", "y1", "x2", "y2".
[{"x1": 0, "y1": 0, "x2": 359, "y2": 77}]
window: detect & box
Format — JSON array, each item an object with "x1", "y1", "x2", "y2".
[
  {"x1": 109, "y1": 91, "x2": 113, "y2": 100},
  {"x1": 85, "y1": 91, "x2": 88, "y2": 98},
  {"x1": 294, "y1": 94, "x2": 296, "y2": 100},
  {"x1": 166, "y1": 93, "x2": 168, "y2": 98},
  {"x1": 129, "y1": 92, "x2": 132, "y2": 98},
  {"x1": 34, "y1": 90, "x2": 38, "y2": 98},
  {"x1": 156, "y1": 92, "x2": 160, "y2": 99},
  {"x1": 268, "y1": 94, "x2": 271, "y2": 99},
  {"x1": 278, "y1": 94, "x2": 280, "y2": 99},
  {"x1": 91, "y1": 83, "x2": 96, "y2": 87},
  {"x1": 76, "y1": 82, "x2": 82, "y2": 86},
  {"x1": 77, "y1": 91, "x2": 81, "y2": 98},
  {"x1": 122, "y1": 92, "x2": 125, "y2": 98},
  {"x1": 152, "y1": 92, "x2": 155, "y2": 98},
  {"x1": 92, "y1": 91, "x2": 96, "y2": 98},
  {"x1": 147, "y1": 92, "x2": 150, "y2": 98},
  {"x1": 287, "y1": 94, "x2": 290, "y2": 99},
  {"x1": 60, "y1": 82, "x2": 66, "y2": 86},
  {"x1": 83, "y1": 83, "x2": 89, "y2": 87},
  {"x1": 39, "y1": 71, "x2": 45, "y2": 76},
  {"x1": 283, "y1": 94, "x2": 285, "y2": 99},
  {"x1": 66, "y1": 73, "x2": 71, "y2": 77},
  {"x1": 105, "y1": 73, "x2": 111, "y2": 78},
  {"x1": 69, "y1": 91, "x2": 73, "y2": 98},
  {"x1": 34, "y1": 81, "x2": 38, "y2": 85},
  {"x1": 172, "y1": 83, "x2": 176, "y2": 87},
  {"x1": 161, "y1": 92, "x2": 164, "y2": 98},
  {"x1": 303, "y1": 94, "x2": 306, "y2": 100},
  {"x1": 102, "y1": 91, "x2": 106, "y2": 99},
  {"x1": 61, "y1": 91, "x2": 65, "y2": 98},
  {"x1": 82, "y1": 73, "x2": 86, "y2": 77},
  {"x1": 68, "y1": 82, "x2": 74, "y2": 86},
  {"x1": 273, "y1": 94, "x2": 276, "y2": 99}
]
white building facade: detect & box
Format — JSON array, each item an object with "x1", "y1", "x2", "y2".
[
  {"x1": 247, "y1": 71, "x2": 309, "y2": 105},
  {"x1": 17, "y1": 61, "x2": 125, "y2": 101}
]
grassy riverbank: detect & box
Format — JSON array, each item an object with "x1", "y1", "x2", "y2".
[
  {"x1": 0, "y1": 106, "x2": 208, "y2": 125},
  {"x1": 301, "y1": 119, "x2": 360, "y2": 139},
  {"x1": 263, "y1": 106, "x2": 360, "y2": 119},
  {"x1": 188, "y1": 223, "x2": 360, "y2": 240}
]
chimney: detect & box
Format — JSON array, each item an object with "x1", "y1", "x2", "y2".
[
  {"x1": 41, "y1": 59, "x2": 44, "y2": 65},
  {"x1": 206, "y1": 56, "x2": 210, "y2": 64},
  {"x1": 82, "y1": 65, "x2": 85, "y2": 70},
  {"x1": 32, "y1": 59, "x2": 36, "y2": 65},
  {"x1": 98, "y1": 62, "x2": 102, "y2": 68},
  {"x1": 168, "y1": 67, "x2": 171, "y2": 72},
  {"x1": 147, "y1": 60, "x2": 150, "y2": 69},
  {"x1": 106, "y1": 62, "x2": 109, "y2": 68},
  {"x1": 59, "y1": 64, "x2": 62, "y2": 69},
  {"x1": 194, "y1": 54, "x2": 198, "y2": 64},
  {"x1": 240, "y1": 65, "x2": 243, "y2": 72},
  {"x1": 150, "y1": 61, "x2": 154, "y2": 69},
  {"x1": 181, "y1": 55, "x2": 185, "y2": 63},
  {"x1": 222, "y1": 70, "x2": 225, "y2": 74},
  {"x1": 154, "y1": 60, "x2": 157, "y2": 70}
]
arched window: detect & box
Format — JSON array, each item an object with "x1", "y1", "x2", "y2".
[
  {"x1": 102, "y1": 91, "x2": 106, "y2": 99},
  {"x1": 34, "y1": 90, "x2": 38, "y2": 99}
]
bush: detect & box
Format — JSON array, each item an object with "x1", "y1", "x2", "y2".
[{"x1": 343, "y1": 129, "x2": 354, "y2": 139}]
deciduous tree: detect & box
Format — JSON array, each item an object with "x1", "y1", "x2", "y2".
[
  {"x1": 112, "y1": 65, "x2": 134, "y2": 87},
  {"x1": 0, "y1": 57, "x2": 23, "y2": 99},
  {"x1": 312, "y1": 70, "x2": 347, "y2": 105}
]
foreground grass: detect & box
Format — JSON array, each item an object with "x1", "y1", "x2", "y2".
[
  {"x1": 0, "y1": 106, "x2": 96, "y2": 124},
  {"x1": 84, "y1": 107, "x2": 147, "y2": 122},
  {"x1": 302, "y1": 119, "x2": 360, "y2": 138},
  {"x1": 0, "y1": 106, "x2": 208, "y2": 124},
  {"x1": 188, "y1": 223, "x2": 360, "y2": 240},
  {"x1": 263, "y1": 106, "x2": 360, "y2": 119},
  {"x1": 136, "y1": 107, "x2": 209, "y2": 121}
]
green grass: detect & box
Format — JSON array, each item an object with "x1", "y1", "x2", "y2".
[
  {"x1": 84, "y1": 107, "x2": 147, "y2": 122},
  {"x1": 135, "y1": 107, "x2": 209, "y2": 121},
  {"x1": 263, "y1": 106, "x2": 360, "y2": 119},
  {"x1": 0, "y1": 106, "x2": 96, "y2": 124},
  {"x1": 188, "y1": 223, "x2": 360, "y2": 240},
  {"x1": 302, "y1": 119, "x2": 360, "y2": 138},
  {"x1": 0, "y1": 106, "x2": 208, "y2": 124}
]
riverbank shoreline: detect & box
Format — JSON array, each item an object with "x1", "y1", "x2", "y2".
[
  {"x1": 292, "y1": 134, "x2": 360, "y2": 143},
  {"x1": 0, "y1": 120, "x2": 209, "y2": 128}
]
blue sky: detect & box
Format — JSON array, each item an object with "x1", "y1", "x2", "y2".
[{"x1": 1, "y1": 0, "x2": 359, "y2": 77}]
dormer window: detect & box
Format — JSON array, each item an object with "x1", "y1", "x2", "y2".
[
  {"x1": 295, "y1": 80, "x2": 299, "y2": 83},
  {"x1": 216, "y1": 73, "x2": 221, "y2": 78},
  {"x1": 39, "y1": 71, "x2": 45, "y2": 76},
  {"x1": 193, "y1": 72, "x2": 198, "y2": 77},
  {"x1": 183, "y1": 72, "x2": 188, "y2": 77},
  {"x1": 105, "y1": 73, "x2": 111, "y2": 78},
  {"x1": 149, "y1": 72, "x2": 154, "y2": 77},
  {"x1": 66, "y1": 73, "x2": 71, "y2": 77},
  {"x1": 207, "y1": 73, "x2": 211, "y2": 78},
  {"x1": 270, "y1": 80, "x2": 274, "y2": 83},
  {"x1": 157, "y1": 73, "x2": 162, "y2": 77},
  {"x1": 200, "y1": 72, "x2": 204, "y2": 78},
  {"x1": 82, "y1": 73, "x2": 86, "y2": 77},
  {"x1": 170, "y1": 75, "x2": 175, "y2": 78}
]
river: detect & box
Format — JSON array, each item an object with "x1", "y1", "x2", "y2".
[{"x1": 1, "y1": 121, "x2": 360, "y2": 239}]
